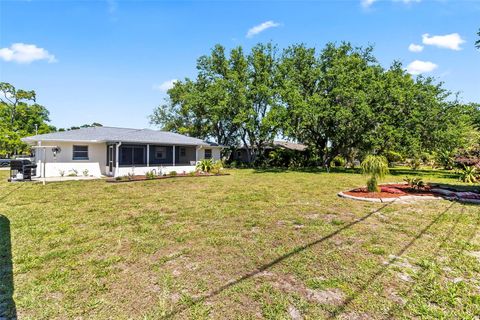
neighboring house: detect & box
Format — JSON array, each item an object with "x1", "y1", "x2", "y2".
[
  {"x1": 21, "y1": 126, "x2": 222, "y2": 178},
  {"x1": 233, "y1": 140, "x2": 307, "y2": 162}
]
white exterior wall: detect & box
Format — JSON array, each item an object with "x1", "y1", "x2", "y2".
[
  {"x1": 196, "y1": 147, "x2": 221, "y2": 161},
  {"x1": 35, "y1": 141, "x2": 106, "y2": 178},
  {"x1": 116, "y1": 165, "x2": 196, "y2": 176},
  {"x1": 31, "y1": 141, "x2": 222, "y2": 178}
]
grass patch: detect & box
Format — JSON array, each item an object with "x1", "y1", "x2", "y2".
[{"x1": 0, "y1": 168, "x2": 479, "y2": 319}]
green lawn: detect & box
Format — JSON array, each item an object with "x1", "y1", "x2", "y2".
[{"x1": 0, "y1": 168, "x2": 479, "y2": 319}]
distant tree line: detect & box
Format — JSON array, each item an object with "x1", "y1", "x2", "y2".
[
  {"x1": 0, "y1": 82, "x2": 103, "y2": 157},
  {"x1": 476, "y1": 28, "x2": 480, "y2": 49},
  {"x1": 150, "y1": 42, "x2": 480, "y2": 168},
  {"x1": 57, "y1": 123, "x2": 103, "y2": 132},
  {"x1": 0, "y1": 82, "x2": 55, "y2": 157}
]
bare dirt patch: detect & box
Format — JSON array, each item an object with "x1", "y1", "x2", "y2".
[{"x1": 257, "y1": 272, "x2": 346, "y2": 306}]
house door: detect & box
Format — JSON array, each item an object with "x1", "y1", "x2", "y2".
[{"x1": 108, "y1": 145, "x2": 114, "y2": 175}]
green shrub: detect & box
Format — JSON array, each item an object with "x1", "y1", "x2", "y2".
[
  {"x1": 361, "y1": 155, "x2": 389, "y2": 192},
  {"x1": 196, "y1": 159, "x2": 213, "y2": 172},
  {"x1": 227, "y1": 160, "x2": 238, "y2": 169},
  {"x1": 460, "y1": 166, "x2": 478, "y2": 184},
  {"x1": 83, "y1": 169, "x2": 89, "y2": 177},
  {"x1": 68, "y1": 169, "x2": 78, "y2": 177},
  {"x1": 404, "y1": 177, "x2": 425, "y2": 190},
  {"x1": 331, "y1": 155, "x2": 346, "y2": 168},
  {"x1": 366, "y1": 177, "x2": 379, "y2": 193},
  {"x1": 408, "y1": 158, "x2": 421, "y2": 171},
  {"x1": 211, "y1": 160, "x2": 224, "y2": 174},
  {"x1": 145, "y1": 170, "x2": 156, "y2": 180},
  {"x1": 437, "y1": 150, "x2": 455, "y2": 170},
  {"x1": 169, "y1": 171, "x2": 177, "y2": 176},
  {"x1": 385, "y1": 151, "x2": 403, "y2": 167}
]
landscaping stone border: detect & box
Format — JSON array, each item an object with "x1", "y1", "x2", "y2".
[
  {"x1": 339, "y1": 187, "x2": 480, "y2": 205},
  {"x1": 337, "y1": 191, "x2": 439, "y2": 203}
]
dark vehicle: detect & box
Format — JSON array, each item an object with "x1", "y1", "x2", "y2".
[
  {"x1": 9, "y1": 159, "x2": 37, "y2": 181},
  {"x1": 0, "y1": 159, "x2": 11, "y2": 167}
]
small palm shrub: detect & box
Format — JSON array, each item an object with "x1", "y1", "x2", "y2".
[
  {"x1": 460, "y1": 166, "x2": 478, "y2": 184},
  {"x1": 404, "y1": 177, "x2": 425, "y2": 190},
  {"x1": 168, "y1": 170, "x2": 177, "y2": 176},
  {"x1": 408, "y1": 158, "x2": 421, "y2": 171},
  {"x1": 436, "y1": 150, "x2": 455, "y2": 170},
  {"x1": 211, "y1": 160, "x2": 224, "y2": 175},
  {"x1": 145, "y1": 170, "x2": 156, "y2": 179},
  {"x1": 361, "y1": 155, "x2": 389, "y2": 192},
  {"x1": 196, "y1": 159, "x2": 214, "y2": 173}
]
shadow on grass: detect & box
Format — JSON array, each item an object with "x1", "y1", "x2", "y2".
[
  {"x1": 0, "y1": 184, "x2": 23, "y2": 203},
  {"x1": 428, "y1": 182, "x2": 480, "y2": 193},
  {"x1": 249, "y1": 166, "x2": 461, "y2": 180},
  {"x1": 389, "y1": 168, "x2": 459, "y2": 180},
  {"x1": 385, "y1": 205, "x2": 480, "y2": 318},
  {"x1": 0, "y1": 215, "x2": 16, "y2": 319},
  {"x1": 251, "y1": 167, "x2": 361, "y2": 174},
  {"x1": 162, "y1": 202, "x2": 394, "y2": 319},
  {"x1": 328, "y1": 202, "x2": 455, "y2": 319}
]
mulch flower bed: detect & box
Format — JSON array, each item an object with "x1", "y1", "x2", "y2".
[
  {"x1": 340, "y1": 183, "x2": 480, "y2": 204},
  {"x1": 106, "y1": 172, "x2": 229, "y2": 183},
  {"x1": 344, "y1": 184, "x2": 437, "y2": 199}
]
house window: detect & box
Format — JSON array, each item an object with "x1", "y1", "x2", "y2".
[
  {"x1": 73, "y1": 145, "x2": 89, "y2": 160},
  {"x1": 204, "y1": 149, "x2": 212, "y2": 159},
  {"x1": 155, "y1": 147, "x2": 167, "y2": 159},
  {"x1": 180, "y1": 147, "x2": 186, "y2": 157}
]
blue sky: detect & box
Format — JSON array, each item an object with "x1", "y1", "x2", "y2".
[{"x1": 1, "y1": 0, "x2": 479, "y2": 129}]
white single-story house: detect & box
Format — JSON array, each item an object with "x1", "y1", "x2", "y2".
[{"x1": 21, "y1": 126, "x2": 223, "y2": 178}]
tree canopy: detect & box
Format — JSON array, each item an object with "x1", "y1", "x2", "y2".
[
  {"x1": 151, "y1": 42, "x2": 478, "y2": 167},
  {"x1": 0, "y1": 82, "x2": 55, "y2": 157},
  {"x1": 476, "y1": 28, "x2": 480, "y2": 49}
]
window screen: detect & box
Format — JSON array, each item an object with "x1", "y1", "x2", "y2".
[
  {"x1": 73, "y1": 145, "x2": 89, "y2": 160},
  {"x1": 155, "y1": 147, "x2": 167, "y2": 159},
  {"x1": 204, "y1": 149, "x2": 212, "y2": 159}
]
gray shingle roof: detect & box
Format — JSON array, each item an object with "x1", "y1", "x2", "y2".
[
  {"x1": 22, "y1": 126, "x2": 218, "y2": 146},
  {"x1": 273, "y1": 140, "x2": 307, "y2": 151}
]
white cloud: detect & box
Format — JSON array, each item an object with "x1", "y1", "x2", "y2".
[
  {"x1": 246, "y1": 21, "x2": 280, "y2": 38},
  {"x1": 408, "y1": 43, "x2": 424, "y2": 52},
  {"x1": 106, "y1": 0, "x2": 117, "y2": 14},
  {"x1": 0, "y1": 43, "x2": 56, "y2": 64},
  {"x1": 362, "y1": 0, "x2": 419, "y2": 7},
  {"x1": 406, "y1": 60, "x2": 438, "y2": 75},
  {"x1": 153, "y1": 79, "x2": 178, "y2": 92},
  {"x1": 422, "y1": 33, "x2": 465, "y2": 51},
  {"x1": 361, "y1": 0, "x2": 378, "y2": 8}
]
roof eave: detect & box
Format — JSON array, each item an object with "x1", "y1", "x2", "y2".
[{"x1": 21, "y1": 138, "x2": 105, "y2": 144}]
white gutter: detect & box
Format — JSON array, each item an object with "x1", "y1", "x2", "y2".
[{"x1": 114, "y1": 142, "x2": 122, "y2": 177}]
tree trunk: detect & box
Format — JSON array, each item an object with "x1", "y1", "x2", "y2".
[{"x1": 241, "y1": 135, "x2": 252, "y2": 163}]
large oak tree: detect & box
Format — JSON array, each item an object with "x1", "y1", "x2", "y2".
[{"x1": 0, "y1": 82, "x2": 55, "y2": 157}]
